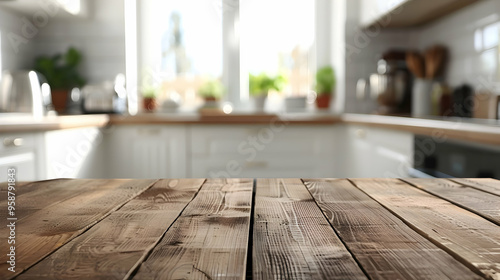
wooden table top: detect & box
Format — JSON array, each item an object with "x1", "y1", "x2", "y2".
[{"x1": 1, "y1": 178, "x2": 499, "y2": 280}]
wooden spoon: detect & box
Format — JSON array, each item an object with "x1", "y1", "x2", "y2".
[{"x1": 406, "y1": 51, "x2": 425, "y2": 79}]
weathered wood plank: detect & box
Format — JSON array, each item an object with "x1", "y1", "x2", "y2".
[
  {"x1": 14, "y1": 179, "x2": 204, "y2": 280},
  {"x1": 133, "y1": 178, "x2": 253, "y2": 280},
  {"x1": 304, "y1": 178, "x2": 483, "y2": 280},
  {"x1": 253, "y1": 178, "x2": 367, "y2": 280},
  {"x1": 0, "y1": 179, "x2": 128, "y2": 222},
  {"x1": 404, "y1": 178, "x2": 500, "y2": 225},
  {"x1": 450, "y1": 178, "x2": 500, "y2": 197},
  {"x1": 351, "y1": 178, "x2": 500, "y2": 280},
  {"x1": 0, "y1": 179, "x2": 156, "y2": 279}
]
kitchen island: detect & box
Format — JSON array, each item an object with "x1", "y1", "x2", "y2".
[{"x1": 1, "y1": 178, "x2": 499, "y2": 279}]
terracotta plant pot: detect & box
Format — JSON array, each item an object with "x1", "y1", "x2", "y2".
[
  {"x1": 51, "y1": 89, "x2": 69, "y2": 114},
  {"x1": 204, "y1": 96, "x2": 217, "y2": 102},
  {"x1": 316, "y1": 94, "x2": 332, "y2": 109},
  {"x1": 143, "y1": 97, "x2": 157, "y2": 112}
]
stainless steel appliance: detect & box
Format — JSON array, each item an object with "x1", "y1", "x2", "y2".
[
  {"x1": 369, "y1": 58, "x2": 412, "y2": 114},
  {"x1": 82, "y1": 74, "x2": 127, "y2": 114},
  {"x1": 411, "y1": 135, "x2": 500, "y2": 179},
  {"x1": 0, "y1": 70, "x2": 54, "y2": 117}
]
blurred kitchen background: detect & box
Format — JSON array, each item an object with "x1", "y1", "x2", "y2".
[{"x1": 1, "y1": 0, "x2": 500, "y2": 181}]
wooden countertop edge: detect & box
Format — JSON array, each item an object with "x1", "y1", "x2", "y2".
[
  {"x1": 0, "y1": 115, "x2": 110, "y2": 133},
  {"x1": 108, "y1": 114, "x2": 343, "y2": 125},
  {"x1": 342, "y1": 114, "x2": 500, "y2": 146},
  {"x1": 2, "y1": 113, "x2": 500, "y2": 146}
]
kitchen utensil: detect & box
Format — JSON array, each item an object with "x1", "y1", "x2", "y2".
[
  {"x1": 406, "y1": 51, "x2": 425, "y2": 79},
  {"x1": 0, "y1": 70, "x2": 54, "y2": 118},
  {"x1": 425, "y1": 45, "x2": 447, "y2": 79},
  {"x1": 439, "y1": 84, "x2": 452, "y2": 116},
  {"x1": 412, "y1": 78, "x2": 433, "y2": 117},
  {"x1": 369, "y1": 58, "x2": 412, "y2": 114},
  {"x1": 82, "y1": 74, "x2": 127, "y2": 114}
]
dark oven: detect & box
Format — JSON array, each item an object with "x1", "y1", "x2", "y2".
[{"x1": 410, "y1": 135, "x2": 500, "y2": 179}]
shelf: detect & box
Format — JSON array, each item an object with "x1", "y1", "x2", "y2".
[{"x1": 362, "y1": 0, "x2": 481, "y2": 29}]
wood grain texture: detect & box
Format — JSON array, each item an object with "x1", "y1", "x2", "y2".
[
  {"x1": 0, "y1": 179, "x2": 156, "y2": 279},
  {"x1": 351, "y1": 178, "x2": 500, "y2": 280},
  {"x1": 15, "y1": 179, "x2": 204, "y2": 280},
  {"x1": 0, "y1": 179, "x2": 119, "y2": 222},
  {"x1": 133, "y1": 178, "x2": 253, "y2": 280},
  {"x1": 0, "y1": 114, "x2": 109, "y2": 133},
  {"x1": 404, "y1": 178, "x2": 500, "y2": 225},
  {"x1": 450, "y1": 178, "x2": 500, "y2": 197},
  {"x1": 304, "y1": 178, "x2": 483, "y2": 280},
  {"x1": 253, "y1": 178, "x2": 367, "y2": 280}
]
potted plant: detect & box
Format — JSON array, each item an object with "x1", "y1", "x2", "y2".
[
  {"x1": 198, "y1": 79, "x2": 224, "y2": 106},
  {"x1": 249, "y1": 73, "x2": 286, "y2": 111},
  {"x1": 315, "y1": 66, "x2": 335, "y2": 109},
  {"x1": 34, "y1": 47, "x2": 86, "y2": 114},
  {"x1": 142, "y1": 86, "x2": 159, "y2": 112}
]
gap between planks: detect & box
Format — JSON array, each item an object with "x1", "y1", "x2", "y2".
[
  {"x1": 349, "y1": 178, "x2": 500, "y2": 280},
  {"x1": 402, "y1": 178, "x2": 500, "y2": 226},
  {"x1": 0, "y1": 179, "x2": 159, "y2": 280},
  {"x1": 303, "y1": 178, "x2": 483, "y2": 280}
]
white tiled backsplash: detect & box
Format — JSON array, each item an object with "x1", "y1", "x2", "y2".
[
  {"x1": 0, "y1": 0, "x2": 125, "y2": 84},
  {"x1": 345, "y1": 0, "x2": 500, "y2": 114},
  {"x1": 0, "y1": 8, "x2": 36, "y2": 71}
]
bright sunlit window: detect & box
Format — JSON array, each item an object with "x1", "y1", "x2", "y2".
[
  {"x1": 138, "y1": 0, "x2": 316, "y2": 109},
  {"x1": 241, "y1": 0, "x2": 315, "y2": 96},
  {"x1": 139, "y1": 0, "x2": 222, "y2": 108}
]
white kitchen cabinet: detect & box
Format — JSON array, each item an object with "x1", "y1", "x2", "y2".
[
  {"x1": 0, "y1": 132, "x2": 39, "y2": 182},
  {"x1": 40, "y1": 127, "x2": 104, "y2": 179},
  {"x1": 189, "y1": 125, "x2": 342, "y2": 178},
  {"x1": 104, "y1": 125, "x2": 187, "y2": 179},
  {"x1": 343, "y1": 124, "x2": 413, "y2": 178},
  {"x1": 359, "y1": 0, "x2": 479, "y2": 29},
  {"x1": 0, "y1": 0, "x2": 89, "y2": 18}
]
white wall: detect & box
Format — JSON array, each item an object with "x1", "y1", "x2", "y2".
[
  {"x1": 0, "y1": 8, "x2": 37, "y2": 72},
  {"x1": 414, "y1": 0, "x2": 500, "y2": 90},
  {"x1": 344, "y1": 0, "x2": 413, "y2": 113},
  {"x1": 344, "y1": 0, "x2": 500, "y2": 113},
  {"x1": 31, "y1": 0, "x2": 126, "y2": 84}
]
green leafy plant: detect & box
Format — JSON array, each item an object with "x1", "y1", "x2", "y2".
[
  {"x1": 142, "y1": 86, "x2": 159, "y2": 99},
  {"x1": 198, "y1": 79, "x2": 225, "y2": 100},
  {"x1": 315, "y1": 66, "x2": 335, "y2": 95},
  {"x1": 249, "y1": 72, "x2": 287, "y2": 97},
  {"x1": 34, "y1": 47, "x2": 86, "y2": 90}
]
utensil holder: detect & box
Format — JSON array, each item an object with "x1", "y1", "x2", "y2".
[{"x1": 412, "y1": 78, "x2": 433, "y2": 117}]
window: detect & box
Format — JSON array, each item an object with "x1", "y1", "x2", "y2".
[
  {"x1": 240, "y1": 0, "x2": 316, "y2": 96},
  {"x1": 138, "y1": 0, "x2": 222, "y2": 109},
  {"x1": 135, "y1": 0, "x2": 316, "y2": 111}
]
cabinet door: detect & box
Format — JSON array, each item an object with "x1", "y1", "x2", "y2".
[
  {"x1": 346, "y1": 125, "x2": 413, "y2": 177},
  {"x1": 106, "y1": 126, "x2": 187, "y2": 179},
  {"x1": 0, "y1": 133, "x2": 38, "y2": 182},
  {"x1": 190, "y1": 125, "x2": 340, "y2": 178},
  {"x1": 42, "y1": 127, "x2": 104, "y2": 179}
]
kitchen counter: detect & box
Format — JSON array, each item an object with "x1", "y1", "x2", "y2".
[
  {"x1": 2, "y1": 112, "x2": 500, "y2": 145},
  {"x1": 342, "y1": 114, "x2": 500, "y2": 146},
  {"x1": 108, "y1": 112, "x2": 342, "y2": 125},
  {"x1": 1, "y1": 178, "x2": 498, "y2": 279},
  {"x1": 0, "y1": 114, "x2": 109, "y2": 133}
]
